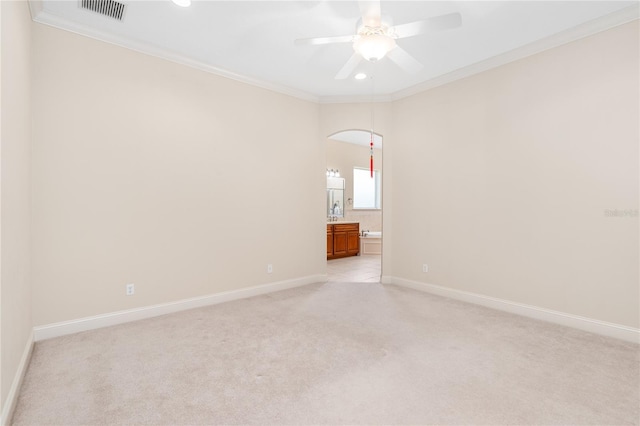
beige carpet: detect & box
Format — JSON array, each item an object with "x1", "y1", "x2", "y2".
[{"x1": 12, "y1": 282, "x2": 640, "y2": 425}]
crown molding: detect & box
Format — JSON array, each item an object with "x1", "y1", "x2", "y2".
[
  {"x1": 28, "y1": 1, "x2": 639, "y2": 105},
  {"x1": 28, "y1": 0, "x2": 43, "y2": 20},
  {"x1": 319, "y1": 94, "x2": 394, "y2": 104},
  {"x1": 390, "y1": 3, "x2": 640, "y2": 102},
  {"x1": 28, "y1": 2, "x2": 320, "y2": 103}
]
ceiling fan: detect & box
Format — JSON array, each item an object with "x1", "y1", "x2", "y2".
[{"x1": 295, "y1": 0, "x2": 462, "y2": 79}]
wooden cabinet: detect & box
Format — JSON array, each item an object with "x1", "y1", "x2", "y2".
[
  {"x1": 327, "y1": 223, "x2": 359, "y2": 259},
  {"x1": 326, "y1": 226, "x2": 333, "y2": 256}
]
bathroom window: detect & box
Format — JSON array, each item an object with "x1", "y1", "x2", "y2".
[{"x1": 353, "y1": 167, "x2": 381, "y2": 209}]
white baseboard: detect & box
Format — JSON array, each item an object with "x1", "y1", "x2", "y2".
[
  {"x1": 1, "y1": 330, "x2": 34, "y2": 426},
  {"x1": 32, "y1": 272, "x2": 637, "y2": 344},
  {"x1": 34, "y1": 274, "x2": 327, "y2": 342},
  {"x1": 389, "y1": 276, "x2": 639, "y2": 344},
  {"x1": 380, "y1": 275, "x2": 393, "y2": 285}
]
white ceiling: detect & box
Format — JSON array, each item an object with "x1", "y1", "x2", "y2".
[{"x1": 30, "y1": 1, "x2": 638, "y2": 103}]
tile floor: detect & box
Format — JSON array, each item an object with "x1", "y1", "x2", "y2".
[{"x1": 326, "y1": 254, "x2": 381, "y2": 282}]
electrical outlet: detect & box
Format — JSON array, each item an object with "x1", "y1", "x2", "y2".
[
  {"x1": 126, "y1": 283, "x2": 135, "y2": 295},
  {"x1": 267, "y1": 264, "x2": 273, "y2": 273},
  {"x1": 422, "y1": 264, "x2": 429, "y2": 273}
]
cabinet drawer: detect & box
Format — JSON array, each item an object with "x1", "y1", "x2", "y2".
[{"x1": 333, "y1": 223, "x2": 359, "y2": 232}]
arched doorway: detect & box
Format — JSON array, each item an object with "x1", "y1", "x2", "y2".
[{"x1": 325, "y1": 129, "x2": 382, "y2": 282}]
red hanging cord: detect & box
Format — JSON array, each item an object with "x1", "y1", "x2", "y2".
[{"x1": 370, "y1": 133, "x2": 374, "y2": 178}]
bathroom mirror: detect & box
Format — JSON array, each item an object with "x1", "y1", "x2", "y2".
[{"x1": 327, "y1": 177, "x2": 345, "y2": 218}]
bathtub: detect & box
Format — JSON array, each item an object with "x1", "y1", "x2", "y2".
[{"x1": 360, "y1": 231, "x2": 382, "y2": 255}]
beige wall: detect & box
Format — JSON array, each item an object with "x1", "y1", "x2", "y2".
[
  {"x1": 1, "y1": 0, "x2": 33, "y2": 412},
  {"x1": 326, "y1": 139, "x2": 382, "y2": 231},
  {"x1": 31, "y1": 24, "x2": 324, "y2": 326},
  {"x1": 0, "y1": 6, "x2": 635, "y2": 380},
  {"x1": 391, "y1": 21, "x2": 639, "y2": 327}
]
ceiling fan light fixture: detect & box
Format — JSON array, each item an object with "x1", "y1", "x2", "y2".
[{"x1": 354, "y1": 33, "x2": 396, "y2": 61}]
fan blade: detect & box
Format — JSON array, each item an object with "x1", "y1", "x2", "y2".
[
  {"x1": 392, "y1": 12, "x2": 462, "y2": 39},
  {"x1": 295, "y1": 35, "x2": 355, "y2": 46},
  {"x1": 358, "y1": 0, "x2": 381, "y2": 27},
  {"x1": 335, "y1": 53, "x2": 362, "y2": 80},
  {"x1": 387, "y1": 46, "x2": 423, "y2": 74}
]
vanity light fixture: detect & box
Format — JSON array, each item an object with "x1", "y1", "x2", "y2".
[
  {"x1": 326, "y1": 169, "x2": 340, "y2": 178},
  {"x1": 171, "y1": 0, "x2": 191, "y2": 7}
]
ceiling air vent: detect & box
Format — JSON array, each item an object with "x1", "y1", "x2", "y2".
[{"x1": 80, "y1": 0, "x2": 126, "y2": 21}]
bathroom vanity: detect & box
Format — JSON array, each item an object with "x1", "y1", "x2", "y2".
[{"x1": 327, "y1": 222, "x2": 360, "y2": 259}]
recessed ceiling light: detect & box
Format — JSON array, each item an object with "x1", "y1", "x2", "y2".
[
  {"x1": 172, "y1": 0, "x2": 191, "y2": 7},
  {"x1": 354, "y1": 73, "x2": 367, "y2": 80}
]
